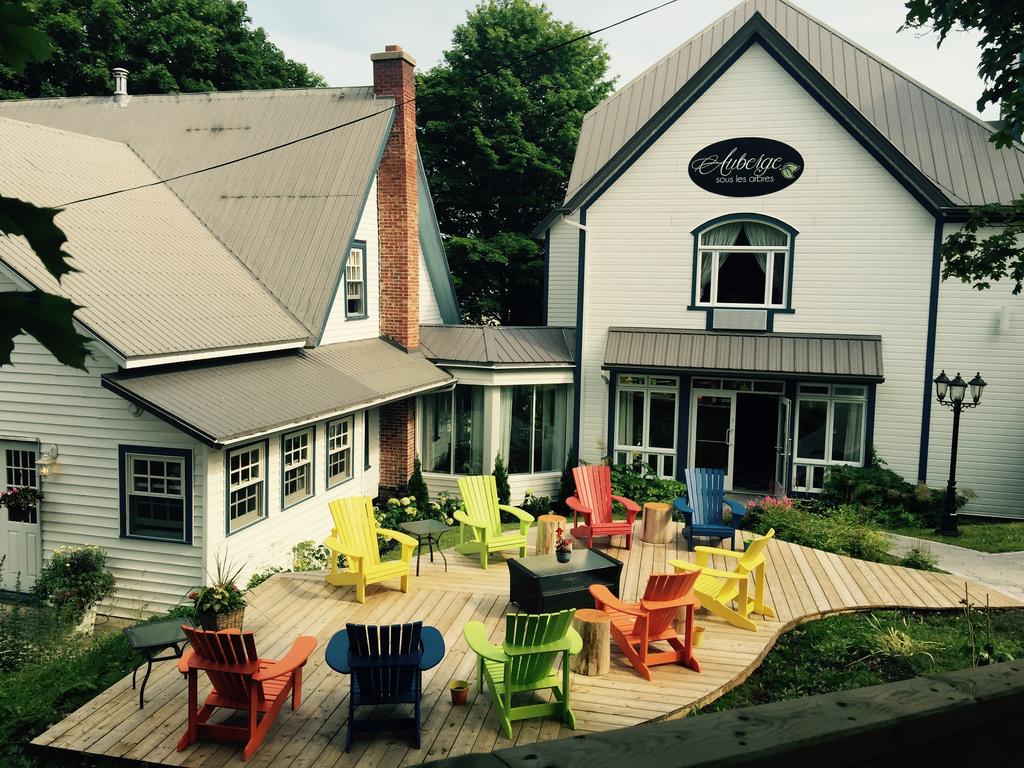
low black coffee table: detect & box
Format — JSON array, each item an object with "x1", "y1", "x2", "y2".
[
  {"x1": 399, "y1": 519, "x2": 452, "y2": 576},
  {"x1": 508, "y1": 549, "x2": 623, "y2": 614},
  {"x1": 123, "y1": 618, "x2": 192, "y2": 708}
]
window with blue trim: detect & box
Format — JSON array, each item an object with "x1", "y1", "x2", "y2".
[
  {"x1": 227, "y1": 442, "x2": 266, "y2": 532},
  {"x1": 120, "y1": 446, "x2": 192, "y2": 543},
  {"x1": 282, "y1": 427, "x2": 314, "y2": 507},
  {"x1": 344, "y1": 241, "x2": 367, "y2": 318},
  {"x1": 696, "y1": 219, "x2": 791, "y2": 308}
]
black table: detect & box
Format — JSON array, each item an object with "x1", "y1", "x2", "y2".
[
  {"x1": 508, "y1": 549, "x2": 623, "y2": 614},
  {"x1": 325, "y1": 626, "x2": 446, "y2": 674},
  {"x1": 122, "y1": 618, "x2": 192, "y2": 708},
  {"x1": 399, "y1": 519, "x2": 452, "y2": 575}
]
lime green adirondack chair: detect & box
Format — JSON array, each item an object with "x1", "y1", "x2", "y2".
[
  {"x1": 454, "y1": 475, "x2": 533, "y2": 569},
  {"x1": 323, "y1": 496, "x2": 417, "y2": 603},
  {"x1": 464, "y1": 609, "x2": 582, "y2": 738}
]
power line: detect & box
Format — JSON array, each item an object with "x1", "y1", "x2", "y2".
[{"x1": 58, "y1": 0, "x2": 680, "y2": 207}]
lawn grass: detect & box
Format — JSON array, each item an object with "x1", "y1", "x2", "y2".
[
  {"x1": 698, "y1": 608, "x2": 1024, "y2": 714},
  {"x1": 887, "y1": 519, "x2": 1024, "y2": 554}
]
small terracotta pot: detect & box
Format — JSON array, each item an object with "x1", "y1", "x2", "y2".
[
  {"x1": 450, "y1": 680, "x2": 470, "y2": 705},
  {"x1": 692, "y1": 625, "x2": 706, "y2": 647}
]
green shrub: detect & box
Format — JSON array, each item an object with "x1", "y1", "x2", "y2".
[
  {"x1": 32, "y1": 545, "x2": 115, "y2": 616},
  {"x1": 375, "y1": 496, "x2": 420, "y2": 550},
  {"x1": 407, "y1": 457, "x2": 430, "y2": 508},
  {"x1": 521, "y1": 491, "x2": 552, "y2": 518},
  {"x1": 609, "y1": 461, "x2": 686, "y2": 510},
  {"x1": 897, "y1": 546, "x2": 939, "y2": 572},
  {"x1": 245, "y1": 567, "x2": 284, "y2": 591},
  {"x1": 493, "y1": 455, "x2": 511, "y2": 505},
  {"x1": 291, "y1": 540, "x2": 330, "y2": 571},
  {"x1": 743, "y1": 497, "x2": 888, "y2": 562},
  {"x1": 429, "y1": 491, "x2": 460, "y2": 526},
  {"x1": 557, "y1": 450, "x2": 578, "y2": 515}
]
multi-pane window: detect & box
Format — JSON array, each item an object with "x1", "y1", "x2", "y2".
[
  {"x1": 421, "y1": 386, "x2": 484, "y2": 475},
  {"x1": 614, "y1": 375, "x2": 678, "y2": 478},
  {"x1": 501, "y1": 384, "x2": 570, "y2": 474},
  {"x1": 345, "y1": 243, "x2": 366, "y2": 317},
  {"x1": 123, "y1": 450, "x2": 189, "y2": 542},
  {"x1": 793, "y1": 384, "x2": 868, "y2": 492},
  {"x1": 4, "y1": 445, "x2": 38, "y2": 524},
  {"x1": 282, "y1": 428, "x2": 314, "y2": 507},
  {"x1": 327, "y1": 416, "x2": 354, "y2": 488},
  {"x1": 696, "y1": 220, "x2": 790, "y2": 307},
  {"x1": 228, "y1": 443, "x2": 265, "y2": 532}
]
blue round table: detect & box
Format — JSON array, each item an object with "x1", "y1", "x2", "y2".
[{"x1": 325, "y1": 625, "x2": 445, "y2": 673}]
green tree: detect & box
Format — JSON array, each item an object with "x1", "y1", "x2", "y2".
[
  {"x1": 0, "y1": 0, "x2": 324, "y2": 99},
  {"x1": 492, "y1": 454, "x2": 511, "y2": 506},
  {"x1": 418, "y1": 0, "x2": 613, "y2": 324},
  {"x1": 0, "y1": 0, "x2": 90, "y2": 369},
  {"x1": 902, "y1": 1, "x2": 1024, "y2": 294}
]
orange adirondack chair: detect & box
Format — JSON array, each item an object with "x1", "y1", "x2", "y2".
[
  {"x1": 176, "y1": 626, "x2": 317, "y2": 761},
  {"x1": 590, "y1": 571, "x2": 701, "y2": 680},
  {"x1": 567, "y1": 465, "x2": 641, "y2": 549}
]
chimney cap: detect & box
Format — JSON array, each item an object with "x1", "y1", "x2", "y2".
[
  {"x1": 112, "y1": 67, "x2": 129, "y2": 98},
  {"x1": 370, "y1": 45, "x2": 416, "y2": 67}
]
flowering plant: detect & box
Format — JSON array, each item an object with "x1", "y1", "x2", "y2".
[
  {"x1": 33, "y1": 545, "x2": 115, "y2": 614},
  {"x1": 746, "y1": 495, "x2": 794, "y2": 514},
  {"x1": 0, "y1": 485, "x2": 42, "y2": 515},
  {"x1": 189, "y1": 556, "x2": 246, "y2": 616},
  {"x1": 555, "y1": 526, "x2": 573, "y2": 554},
  {"x1": 430, "y1": 491, "x2": 460, "y2": 526}
]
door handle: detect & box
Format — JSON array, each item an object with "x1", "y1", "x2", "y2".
[{"x1": 726, "y1": 428, "x2": 733, "y2": 445}]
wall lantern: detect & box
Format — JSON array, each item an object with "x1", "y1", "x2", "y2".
[{"x1": 35, "y1": 444, "x2": 59, "y2": 478}]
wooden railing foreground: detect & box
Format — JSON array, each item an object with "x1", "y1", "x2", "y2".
[{"x1": 426, "y1": 660, "x2": 1024, "y2": 767}]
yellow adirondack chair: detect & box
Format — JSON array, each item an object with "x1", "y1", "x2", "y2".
[
  {"x1": 669, "y1": 529, "x2": 776, "y2": 631},
  {"x1": 454, "y1": 476, "x2": 534, "y2": 569},
  {"x1": 323, "y1": 496, "x2": 417, "y2": 603}
]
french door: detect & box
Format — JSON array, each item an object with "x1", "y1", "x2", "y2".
[
  {"x1": 689, "y1": 390, "x2": 736, "y2": 490},
  {"x1": 0, "y1": 440, "x2": 41, "y2": 591},
  {"x1": 773, "y1": 396, "x2": 792, "y2": 496}
]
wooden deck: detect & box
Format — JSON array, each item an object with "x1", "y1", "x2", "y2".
[{"x1": 33, "y1": 524, "x2": 1022, "y2": 767}]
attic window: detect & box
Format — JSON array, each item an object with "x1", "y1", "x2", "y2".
[
  {"x1": 345, "y1": 241, "x2": 367, "y2": 318},
  {"x1": 696, "y1": 219, "x2": 791, "y2": 308}
]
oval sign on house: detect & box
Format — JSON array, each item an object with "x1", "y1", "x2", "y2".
[{"x1": 688, "y1": 137, "x2": 804, "y2": 197}]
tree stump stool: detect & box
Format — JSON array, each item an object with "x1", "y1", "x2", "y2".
[
  {"x1": 641, "y1": 502, "x2": 673, "y2": 544},
  {"x1": 535, "y1": 514, "x2": 567, "y2": 555},
  {"x1": 570, "y1": 609, "x2": 610, "y2": 676}
]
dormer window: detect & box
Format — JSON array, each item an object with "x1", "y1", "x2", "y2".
[{"x1": 696, "y1": 220, "x2": 790, "y2": 308}]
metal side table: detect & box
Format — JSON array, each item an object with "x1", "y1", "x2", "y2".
[
  {"x1": 123, "y1": 618, "x2": 192, "y2": 708},
  {"x1": 399, "y1": 519, "x2": 452, "y2": 576}
]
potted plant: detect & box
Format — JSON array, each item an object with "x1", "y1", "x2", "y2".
[
  {"x1": 32, "y1": 544, "x2": 115, "y2": 634},
  {"x1": 188, "y1": 557, "x2": 246, "y2": 631},
  {"x1": 0, "y1": 485, "x2": 42, "y2": 523},
  {"x1": 555, "y1": 527, "x2": 573, "y2": 563}
]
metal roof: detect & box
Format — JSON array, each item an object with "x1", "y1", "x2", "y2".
[
  {"x1": 604, "y1": 328, "x2": 884, "y2": 381},
  {"x1": 563, "y1": 0, "x2": 1024, "y2": 211},
  {"x1": 0, "y1": 117, "x2": 308, "y2": 361},
  {"x1": 0, "y1": 87, "x2": 394, "y2": 335},
  {"x1": 419, "y1": 325, "x2": 576, "y2": 367},
  {"x1": 101, "y1": 338, "x2": 453, "y2": 446}
]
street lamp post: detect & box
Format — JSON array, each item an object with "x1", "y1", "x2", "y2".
[{"x1": 932, "y1": 370, "x2": 986, "y2": 537}]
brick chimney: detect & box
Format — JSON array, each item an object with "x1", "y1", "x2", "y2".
[
  {"x1": 372, "y1": 44, "x2": 420, "y2": 351},
  {"x1": 372, "y1": 45, "x2": 420, "y2": 492}
]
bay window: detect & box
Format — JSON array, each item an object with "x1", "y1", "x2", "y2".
[
  {"x1": 421, "y1": 385, "x2": 484, "y2": 475},
  {"x1": 793, "y1": 384, "x2": 867, "y2": 492},
  {"x1": 500, "y1": 384, "x2": 569, "y2": 474},
  {"x1": 696, "y1": 220, "x2": 790, "y2": 307},
  {"x1": 613, "y1": 374, "x2": 678, "y2": 478}
]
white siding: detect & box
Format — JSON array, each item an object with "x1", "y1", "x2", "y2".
[
  {"x1": 419, "y1": 249, "x2": 443, "y2": 324},
  {"x1": 204, "y1": 408, "x2": 381, "y2": 583},
  {"x1": 579, "y1": 44, "x2": 935, "y2": 482},
  {"x1": 0, "y1": 334, "x2": 205, "y2": 617},
  {"x1": 546, "y1": 216, "x2": 579, "y2": 326},
  {"x1": 927, "y1": 226, "x2": 1024, "y2": 519},
  {"x1": 320, "y1": 177, "x2": 382, "y2": 344}
]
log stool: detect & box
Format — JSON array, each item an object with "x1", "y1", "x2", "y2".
[
  {"x1": 641, "y1": 502, "x2": 673, "y2": 544},
  {"x1": 570, "y1": 609, "x2": 610, "y2": 676},
  {"x1": 535, "y1": 514, "x2": 567, "y2": 555}
]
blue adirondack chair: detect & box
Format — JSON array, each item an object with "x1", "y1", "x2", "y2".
[
  {"x1": 675, "y1": 468, "x2": 747, "y2": 551},
  {"x1": 325, "y1": 622, "x2": 445, "y2": 751}
]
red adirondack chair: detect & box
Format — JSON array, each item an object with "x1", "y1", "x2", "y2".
[
  {"x1": 567, "y1": 465, "x2": 641, "y2": 549},
  {"x1": 590, "y1": 571, "x2": 701, "y2": 680},
  {"x1": 176, "y1": 625, "x2": 317, "y2": 761}
]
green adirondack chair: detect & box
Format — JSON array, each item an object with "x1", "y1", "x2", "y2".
[
  {"x1": 464, "y1": 609, "x2": 582, "y2": 738},
  {"x1": 454, "y1": 475, "x2": 533, "y2": 569}
]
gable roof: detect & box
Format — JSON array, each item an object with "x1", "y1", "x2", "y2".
[
  {"x1": 0, "y1": 116, "x2": 308, "y2": 363},
  {"x1": 0, "y1": 87, "x2": 395, "y2": 335},
  {"x1": 553, "y1": 0, "x2": 1024, "y2": 225},
  {"x1": 420, "y1": 325, "x2": 576, "y2": 367}
]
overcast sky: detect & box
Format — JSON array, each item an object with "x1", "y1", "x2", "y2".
[{"x1": 245, "y1": 0, "x2": 996, "y2": 119}]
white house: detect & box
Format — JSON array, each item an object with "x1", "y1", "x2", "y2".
[
  {"x1": 535, "y1": 0, "x2": 1024, "y2": 519},
  {"x1": 0, "y1": 46, "x2": 472, "y2": 615}
]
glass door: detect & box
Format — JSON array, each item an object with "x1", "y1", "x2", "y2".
[
  {"x1": 690, "y1": 390, "x2": 736, "y2": 489},
  {"x1": 774, "y1": 396, "x2": 791, "y2": 496}
]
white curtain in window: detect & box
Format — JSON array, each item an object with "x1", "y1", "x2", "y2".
[
  {"x1": 743, "y1": 222, "x2": 787, "y2": 247},
  {"x1": 701, "y1": 222, "x2": 743, "y2": 246}
]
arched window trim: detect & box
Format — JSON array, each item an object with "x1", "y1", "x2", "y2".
[{"x1": 689, "y1": 214, "x2": 798, "y2": 313}]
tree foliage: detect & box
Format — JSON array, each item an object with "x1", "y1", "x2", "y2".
[
  {"x1": 0, "y1": 0, "x2": 325, "y2": 99},
  {"x1": 902, "y1": 0, "x2": 1024, "y2": 294},
  {"x1": 418, "y1": 0, "x2": 613, "y2": 324}
]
